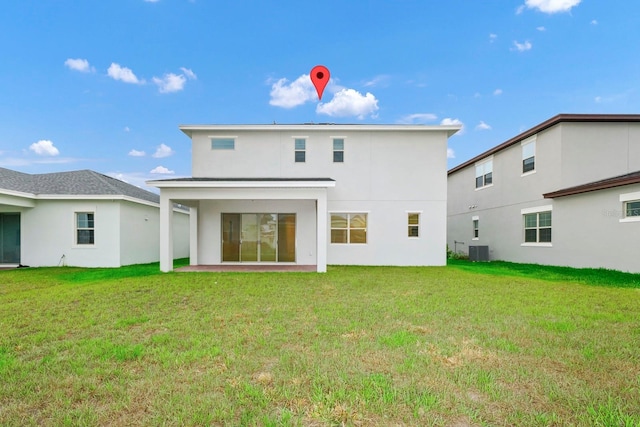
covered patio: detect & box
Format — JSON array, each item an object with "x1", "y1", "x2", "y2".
[{"x1": 147, "y1": 178, "x2": 336, "y2": 273}]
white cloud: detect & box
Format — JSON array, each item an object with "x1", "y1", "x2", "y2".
[
  {"x1": 537, "y1": 26, "x2": 546, "y2": 31},
  {"x1": 107, "y1": 63, "x2": 143, "y2": 84},
  {"x1": 64, "y1": 58, "x2": 94, "y2": 73},
  {"x1": 591, "y1": 19, "x2": 598, "y2": 25},
  {"x1": 269, "y1": 74, "x2": 316, "y2": 108},
  {"x1": 396, "y1": 113, "x2": 438, "y2": 124},
  {"x1": 128, "y1": 149, "x2": 146, "y2": 157},
  {"x1": 440, "y1": 118, "x2": 465, "y2": 135},
  {"x1": 494, "y1": 88, "x2": 503, "y2": 96},
  {"x1": 476, "y1": 121, "x2": 492, "y2": 131},
  {"x1": 152, "y1": 143, "x2": 174, "y2": 158},
  {"x1": 180, "y1": 67, "x2": 197, "y2": 80},
  {"x1": 150, "y1": 166, "x2": 174, "y2": 174},
  {"x1": 144, "y1": 0, "x2": 160, "y2": 2},
  {"x1": 447, "y1": 148, "x2": 455, "y2": 159},
  {"x1": 523, "y1": 0, "x2": 581, "y2": 14},
  {"x1": 363, "y1": 75, "x2": 390, "y2": 87},
  {"x1": 512, "y1": 40, "x2": 533, "y2": 52},
  {"x1": 595, "y1": 96, "x2": 602, "y2": 103},
  {"x1": 153, "y1": 73, "x2": 186, "y2": 93},
  {"x1": 29, "y1": 140, "x2": 60, "y2": 156},
  {"x1": 124, "y1": 126, "x2": 131, "y2": 132},
  {"x1": 316, "y1": 89, "x2": 379, "y2": 119},
  {"x1": 489, "y1": 33, "x2": 498, "y2": 42}
]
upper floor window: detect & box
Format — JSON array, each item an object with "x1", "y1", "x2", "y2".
[
  {"x1": 294, "y1": 138, "x2": 306, "y2": 163},
  {"x1": 408, "y1": 213, "x2": 420, "y2": 237},
  {"x1": 76, "y1": 212, "x2": 95, "y2": 245},
  {"x1": 211, "y1": 138, "x2": 235, "y2": 150},
  {"x1": 522, "y1": 138, "x2": 536, "y2": 174},
  {"x1": 475, "y1": 159, "x2": 493, "y2": 188},
  {"x1": 330, "y1": 213, "x2": 367, "y2": 244},
  {"x1": 333, "y1": 138, "x2": 344, "y2": 163}
]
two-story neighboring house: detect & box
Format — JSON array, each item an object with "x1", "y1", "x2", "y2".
[
  {"x1": 149, "y1": 124, "x2": 460, "y2": 272},
  {"x1": 447, "y1": 114, "x2": 640, "y2": 273}
]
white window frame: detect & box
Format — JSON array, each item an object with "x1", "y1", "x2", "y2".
[
  {"x1": 332, "y1": 137, "x2": 345, "y2": 163},
  {"x1": 521, "y1": 137, "x2": 536, "y2": 176},
  {"x1": 521, "y1": 205, "x2": 552, "y2": 247},
  {"x1": 293, "y1": 137, "x2": 306, "y2": 163},
  {"x1": 475, "y1": 157, "x2": 493, "y2": 190},
  {"x1": 211, "y1": 136, "x2": 236, "y2": 150},
  {"x1": 330, "y1": 212, "x2": 368, "y2": 244},
  {"x1": 620, "y1": 191, "x2": 640, "y2": 223},
  {"x1": 472, "y1": 215, "x2": 479, "y2": 240},
  {"x1": 407, "y1": 212, "x2": 421, "y2": 238},
  {"x1": 75, "y1": 211, "x2": 95, "y2": 246}
]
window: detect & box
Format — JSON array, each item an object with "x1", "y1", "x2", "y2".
[
  {"x1": 475, "y1": 159, "x2": 493, "y2": 188},
  {"x1": 619, "y1": 191, "x2": 640, "y2": 222},
  {"x1": 522, "y1": 139, "x2": 536, "y2": 174},
  {"x1": 472, "y1": 217, "x2": 479, "y2": 239},
  {"x1": 76, "y1": 212, "x2": 94, "y2": 245},
  {"x1": 523, "y1": 211, "x2": 551, "y2": 243},
  {"x1": 294, "y1": 138, "x2": 306, "y2": 163},
  {"x1": 211, "y1": 138, "x2": 235, "y2": 150},
  {"x1": 333, "y1": 138, "x2": 344, "y2": 163},
  {"x1": 408, "y1": 213, "x2": 420, "y2": 237},
  {"x1": 331, "y1": 213, "x2": 367, "y2": 244},
  {"x1": 626, "y1": 200, "x2": 640, "y2": 217}
]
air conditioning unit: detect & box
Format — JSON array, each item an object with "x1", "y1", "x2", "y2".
[{"x1": 469, "y1": 246, "x2": 489, "y2": 262}]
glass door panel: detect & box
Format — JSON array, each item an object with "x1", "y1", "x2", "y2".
[
  {"x1": 259, "y1": 214, "x2": 277, "y2": 261},
  {"x1": 240, "y1": 214, "x2": 258, "y2": 262},
  {"x1": 222, "y1": 214, "x2": 240, "y2": 261},
  {"x1": 277, "y1": 214, "x2": 296, "y2": 262},
  {"x1": 0, "y1": 213, "x2": 21, "y2": 264}
]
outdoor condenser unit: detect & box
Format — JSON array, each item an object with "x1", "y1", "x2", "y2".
[{"x1": 469, "y1": 246, "x2": 489, "y2": 262}]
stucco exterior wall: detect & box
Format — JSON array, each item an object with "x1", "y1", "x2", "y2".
[
  {"x1": 118, "y1": 202, "x2": 190, "y2": 266},
  {"x1": 20, "y1": 200, "x2": 121, "y2": 267}
]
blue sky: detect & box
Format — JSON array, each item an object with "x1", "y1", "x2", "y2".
[{"x1": 1, "y1": 0, "x2": 639, "y2": 189}]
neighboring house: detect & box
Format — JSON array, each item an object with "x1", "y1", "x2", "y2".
[
  {"x1": 447, "y1": 114, "x2": 640, "y2": 273},
  {"x1": 0, "y1": 168, "x2": 189, "y2": 268},
  {"x1": 148, "y1": 124, "x2": 460, "y2": 272}
]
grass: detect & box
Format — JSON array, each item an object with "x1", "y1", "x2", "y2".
[{"x1": 1, "y1": 262, "x2": 639, "y2": 426}]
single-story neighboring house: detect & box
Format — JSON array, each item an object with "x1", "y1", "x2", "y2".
[{"x1": 0, "y1": 167, "x2": 189, "y2": 268}]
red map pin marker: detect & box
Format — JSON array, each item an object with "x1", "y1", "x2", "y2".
[{"x1": 310, "y1": 65, "x2": 330, "y2": 100}]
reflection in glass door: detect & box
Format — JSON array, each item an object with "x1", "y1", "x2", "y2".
[{"x1": 221, "y1": 213, "x2": 295, "y2": 262}]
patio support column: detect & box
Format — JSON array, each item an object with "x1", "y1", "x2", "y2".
[
  {"x1": 189, "y1": 204, "x2": 198, "y2": 266},
  {"x1": 159, "y1": 193, "x2": 173, "y2": 272},
  {"x1": 316, "y1": 191, "x2": 328, "y2": 272}
]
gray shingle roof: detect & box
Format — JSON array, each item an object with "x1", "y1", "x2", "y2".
[{"x1": 0, "y1": 168, "x2": 159, "y2": 204}]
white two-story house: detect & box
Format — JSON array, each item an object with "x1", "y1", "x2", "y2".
[
  {"x1": 447, "y1": 114, "x2": 640, "y2": 273},
  {"x1": 149, "y1": 124, "x2": 460, "y2": 272}
]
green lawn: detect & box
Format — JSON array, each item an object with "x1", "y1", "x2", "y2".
[{"x1": 1, "y1": 262, "x2": 639, "y2": 426}]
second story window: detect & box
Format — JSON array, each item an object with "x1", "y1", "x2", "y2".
[
  {"x1": 475, "y1": 159, "x2": 493, "y2": 189},
  {"x1": 211, "y1": 138, "x2": 235, "y2": 150},
  {"x1": 522, "y1": 138, "x2": 536, "y2": 174},
  {"x1": 294, "y1": 138, "x2": 306, "y2": 163},
  {"x1": 333, "y1": 138, "x2": 344, "y2": 163}
]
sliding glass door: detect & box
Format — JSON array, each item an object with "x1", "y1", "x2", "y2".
[{"x1": 222, "y1": 213, "x2": 295, "y2": 262}]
